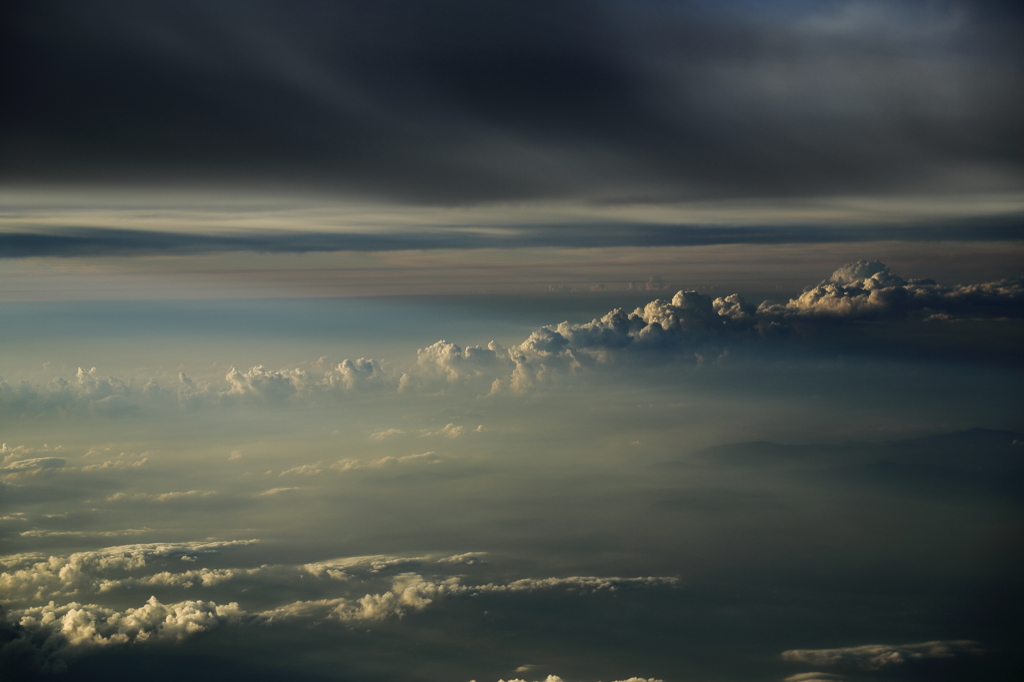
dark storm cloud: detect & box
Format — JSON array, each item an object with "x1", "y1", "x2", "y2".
[
  {"x1": 2, "y1": 1, "x2": 1022, "y2": 203},
  {"x1": 2, "y1": 215, "x2": 1022, "y2": 257}
]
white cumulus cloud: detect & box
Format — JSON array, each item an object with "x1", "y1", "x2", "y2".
[
  {"x1": 16, "y1": 596, "x2": 246, "y2": 647},
  {"x1": 759, "y1": 261, "x2": 1024, "y2": 320},
  {"x1": 0, "y1": 540, "x2": 258, "y2": 605}
]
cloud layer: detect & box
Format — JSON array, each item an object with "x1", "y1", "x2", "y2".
[
  {"x1": 3, "y1": 220, "x2": 1023, "y2": 259},
  {"x1": 1, "y1": 541, "x2": 678, "y2": 675},
  {"x1": 1, "y1": 261, "x2": 1020, "y2": 419},
  {"x1": 1, "y1": 541, "x2": 258, "y2": 605},
  {"x1": 3, "y1": 1, "x2": 1021, "y2": 203}
]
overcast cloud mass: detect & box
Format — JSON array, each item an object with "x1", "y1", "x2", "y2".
[
  {"x1": 2, "y1": 2, "x2": 1022, "y2": 681},
  {"x1": 3, "y1": 0, "x2": 1023, "y2": 205}
]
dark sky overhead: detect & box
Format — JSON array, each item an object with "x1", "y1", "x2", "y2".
[{"x1": 4, "y1": 0, "x2": 1023, "y2": 203}]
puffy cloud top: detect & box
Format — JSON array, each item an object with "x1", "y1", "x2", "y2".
[
  {"x1": 16, "y1": 597, "x2": 244, "y2": 648},
  {"x1": 827, "y1": 260, "x2": 890, "y2": 285},
  {"x1": 0, "y1": 541, "x2": 258, "y2": 605},
  {"x1": 759, "y1": 261, "x2": 1024, "y2": 320}
]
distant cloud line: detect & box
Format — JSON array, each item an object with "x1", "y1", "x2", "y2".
[
  {"x1": 1, "y1": 220, "x2": 1022, "y2": 258},
  {"x1": 0, "y1": 261, "x2": 1021, "y2": 417}
]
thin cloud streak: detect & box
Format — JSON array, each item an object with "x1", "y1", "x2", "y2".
[{"x1": 2, "y1": 218, "x2": 1022, "y2": 258}]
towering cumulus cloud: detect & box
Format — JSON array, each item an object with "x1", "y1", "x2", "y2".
[
  {"x1": 759, "y1": 261, "x2": 1024, "y2": 320},
  {"x1": 426, "y1": 261, "x2": 1023, "y2": 390}
]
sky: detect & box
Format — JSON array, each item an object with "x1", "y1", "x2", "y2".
[{"x1": 1, "y1": 2, "x2": 1023, "y2": 681}]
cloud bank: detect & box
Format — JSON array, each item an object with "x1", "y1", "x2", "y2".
[
  {"x1": 1, "y1": 261, "x2": 1020, "y2": 419},
  {"x1": 759, "y1": 260, "x2": 1024, "y2": 320},
  {"x1": 1, "y1": 541, "x2": 258, "y2": 605},
  {"x1": 2, "y1": 540, "x2": 678, "y2": 675}
]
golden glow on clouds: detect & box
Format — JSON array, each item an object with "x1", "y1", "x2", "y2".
[
  {"x1": 2, "y1": 187, "x2": 1023, "y2": 235},
  {"x1": 1, "y1": 186, "x2": 1021, "y2": 302},
  {"x1": 1, "y1": 242, "x2": 1021, "y2": 302}
]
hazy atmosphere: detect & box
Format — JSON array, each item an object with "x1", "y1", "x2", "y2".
[{"x1": 2, "y1": 2, "x2": 1022, "y2": 681}]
